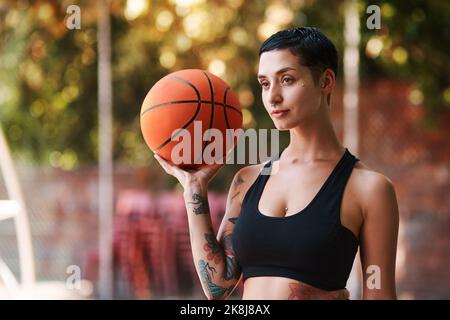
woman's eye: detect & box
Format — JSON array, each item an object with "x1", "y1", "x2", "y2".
[
  {"x1": 260, "y1": 82, "x2": 269, "y2": 89},
  {"x1": 282, "y1": 77, "x2": 294, "y2": 85}
]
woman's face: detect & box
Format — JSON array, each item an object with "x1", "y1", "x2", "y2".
[{"x1": 258, "y1": 48, "x2": 323, "y2": 130}]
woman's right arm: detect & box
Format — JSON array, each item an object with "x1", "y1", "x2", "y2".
[
  {"x1": 153, "y1": 154, "x2": 258, "y2": 300},
  {"x1": 183, "y1": 169, "x2": 247, "y2": 300}
]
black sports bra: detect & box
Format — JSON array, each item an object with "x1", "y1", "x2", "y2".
[{"x1": 232, "y1": 148, "x2": 359, "y2": 291}]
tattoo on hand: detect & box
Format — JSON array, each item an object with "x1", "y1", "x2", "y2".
[{"x1": 188, "y1": 193, "x2": 209, "y2": 215}]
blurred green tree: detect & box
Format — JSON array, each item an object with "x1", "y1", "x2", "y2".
[{"x1": 0, "y1": 0, "x2": 448, "y2": 183}]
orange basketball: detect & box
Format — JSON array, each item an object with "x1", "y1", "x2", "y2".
[{"x1": 140, "y1": 69, "x2": 243, "y2": 169}]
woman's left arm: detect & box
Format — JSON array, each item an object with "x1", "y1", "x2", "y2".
[{"x1": 359, "y1": 173, "x2": 399, "y2": 300}]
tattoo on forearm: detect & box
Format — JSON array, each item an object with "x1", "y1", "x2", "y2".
[
  {"x1": 198, "y1": 259, "x2": 228, "y2": 299},
  {"x1": 204, "y1": 233, "x2": 222, "y2": 264},
  {"x1": 188, "y1": 193, "x2": 209, "y2": 215}
]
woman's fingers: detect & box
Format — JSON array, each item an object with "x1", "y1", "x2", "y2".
[
  {"x1": 154, "y1": 150, "x2": 235, "y2": 186},
  {"x1": 154, "y1": 154, "x2": 175, "y2": 175},
  {"x1": 195, "y1": 161, "x2": 225, "y2": 183},
  {"x1": 154, "y1": 153, "x2": 189, "y2": 184}
]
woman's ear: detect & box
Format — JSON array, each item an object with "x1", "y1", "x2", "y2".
[
  {"x1": 320, "y1": 68, "x2": 336, "y2": 93},
  {"x1": 320, "y1": 69, "x2": 336, "y2": 105}
]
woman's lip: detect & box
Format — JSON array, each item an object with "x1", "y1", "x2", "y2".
[{"x1": 271, "y1": 110, "x2": 289, "y2": 117}]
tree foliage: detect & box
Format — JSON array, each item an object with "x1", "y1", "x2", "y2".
[{"x1": 0, "y1": 0, "x2": 448, "y2": 171}]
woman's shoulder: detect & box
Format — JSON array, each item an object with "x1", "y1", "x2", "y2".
[
  {"x1": 236, "y1": 159, "x2": 271, "y2": 177},
  {"x1": 352, "y1": 161, "x2": 395, "y2": 190},
  {"x1": 351, "y1": 160, "x2": 397, "y2": 217},
  {"x1": 228, "y1": 161, "x2": 268, "y2": 204},
  {"x1": 232, "y1": 162, "x2": 266, "y2": 188}
]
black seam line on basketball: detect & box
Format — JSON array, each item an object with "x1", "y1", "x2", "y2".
[
  {"x1": 223, "y1": 87, "x2": 231, "y2": 129},
  {"x1": 153, "y1": 76, "x2": 202, "y2": 152},
  {"x1": 204, "y1": 71, "x2": 215, "y2": 136},
  {"x1": 141, "y1": 100, "x2": 242, "y2": 116},
  {"x1": 223, "y1": 87, "x2": 233, "y2": 158},
  {"x1": 199, "y1": 71, "x2": 215, "y2": 163}
]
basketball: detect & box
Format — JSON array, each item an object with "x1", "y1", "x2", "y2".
[{"x1": 140, "y1": 69, "x2": 243, "y2": 170}]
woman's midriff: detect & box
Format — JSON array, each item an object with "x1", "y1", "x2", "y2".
[{"x1": 241, "y1": 276, "x2": 350, "y2": 300}]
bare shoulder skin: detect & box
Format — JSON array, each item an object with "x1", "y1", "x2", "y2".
[{"x1": 350, "y1": 161, "x2": 399, "y2": 299}]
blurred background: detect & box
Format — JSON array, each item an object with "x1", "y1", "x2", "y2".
[{"x1": 0, "y1": 0, "x2": 449, "y2": 299}]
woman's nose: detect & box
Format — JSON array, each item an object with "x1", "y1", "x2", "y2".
[{"x1": 268, "y1": 83, "x2": 283, "y2": 106}]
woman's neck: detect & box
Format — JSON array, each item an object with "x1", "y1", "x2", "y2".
[{"x1": 285, "y1": 111, "x2": 343, "y2": 163}]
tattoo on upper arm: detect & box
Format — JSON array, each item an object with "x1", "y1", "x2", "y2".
[
  {"x1": 188, "y1": 193, "x2": 209, "y2": 215},
  {"x1": 228, "y1": 217, "x2": 238, "y2": 224},
  {"x1": 203, "y1": 231, "x2": 241, "y2": 282},
  {"x1": 228, "y1": 175, "x2": 245, "y2": 207},
  {"x1": 230, "y1": 191, "x2": 241, "y2": 205},
  {"x1": 234, "y1": 175, "x2": 245, "y2": 187},
  {"x1": 222, "y1": 233, "x2": 241, "y2": 281}
]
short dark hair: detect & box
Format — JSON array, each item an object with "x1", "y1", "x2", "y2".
[{"x1": 259, "y1": 27, "x2": 338, "y2": 84}]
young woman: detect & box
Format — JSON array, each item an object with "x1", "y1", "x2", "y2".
[{"x1": 154, "y1": 27, "x2": 399, "y2": 300}]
